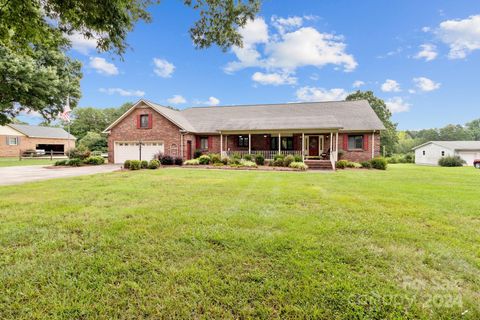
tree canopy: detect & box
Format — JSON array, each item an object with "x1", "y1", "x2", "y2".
[
  {"x1": 346, "y1": 90, "x2": 398, "y2": 155},
  {"x1": 0, "y1": 0, "x2": 261, "y2": 125}
]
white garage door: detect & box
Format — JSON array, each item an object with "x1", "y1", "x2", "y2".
[
  {"x1": 114, "y1": 141, "x2": 164, "y2": 164},
  {"x1": 458, "y1": 151, "x2": 480, "y2": 166}
]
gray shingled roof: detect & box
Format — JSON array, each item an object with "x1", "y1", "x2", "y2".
[
  {"x1": 179, "y1": 100, "x2": 385, "y2": 133},
  {"x1": 413, "y1": 141, "x2": 480, "y2": 151},
  {"x1": 9, "y1": 124, "x2": 76, "y2": 140}
]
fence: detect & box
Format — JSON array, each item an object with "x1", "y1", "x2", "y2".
[
  {"x1": 224, "y1": 150, "x2": 303, "y2": 160},
  {"x1": 20, "y1": 150, "x2": 67, "y2": 160}
]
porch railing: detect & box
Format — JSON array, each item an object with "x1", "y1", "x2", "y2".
[{"x1": 223, "y1": 150, "x2": 302, "y2": 160}]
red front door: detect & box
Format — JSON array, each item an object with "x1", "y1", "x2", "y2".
[
  {"x1": 187, "y1": 141, "x2": 192, "y2": 160},
  {"x1": 309, "y1": 136, "x2": 319, "y2": 157}
]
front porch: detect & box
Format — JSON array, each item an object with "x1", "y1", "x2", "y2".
[{"x1": 218, "y1": 131, "x2": 340, "y2": 169}]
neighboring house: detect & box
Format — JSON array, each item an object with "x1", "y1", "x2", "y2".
[
  {"x1": 413, "y1": 141, "x2": 480, "y2": 166},
  {"x1": 0, "y1": 124, "x2": 76, "y2": 157},
  {"x1": 104, "y1": 99, "x2": 384, "y2": 169}
]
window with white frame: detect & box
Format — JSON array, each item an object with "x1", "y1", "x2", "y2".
[{"x1": 7, "y1": 137, "x2": 18, "y2": 145}]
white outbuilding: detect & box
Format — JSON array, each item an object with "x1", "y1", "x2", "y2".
[{"x1": 413, "y1": 141, "x2": 480, "y2": 166}]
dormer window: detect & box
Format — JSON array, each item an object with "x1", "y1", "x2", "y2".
[{"x1": 140, "y1": 114, "x2": 149, "y2": 128}]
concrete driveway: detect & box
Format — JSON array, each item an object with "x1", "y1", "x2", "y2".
[{"x1": 0, "y1": 164, "x2": 121, "y2": 186}]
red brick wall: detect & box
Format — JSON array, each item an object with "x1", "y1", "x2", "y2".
[
  {"x1": 0, "y1": 135, "x2": 75, "y2": 157},
  {"x1": 339, "y1": 132, "x2": 380, "y2": 162},
  {"x1": 107, "y1": 103, "x2": 183, "y2": 162}
]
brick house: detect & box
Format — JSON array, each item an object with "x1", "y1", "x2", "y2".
[
  {"x1": 0, "y1": 124, "x2": 76, "y2": 157},
  {"x1": 104, "y1": 99, "x2": 385, "y2": 169}
]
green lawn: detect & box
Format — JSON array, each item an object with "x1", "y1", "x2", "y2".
[
  {"x1": 0, "y1": 165, "x2": 478, "y2": 319},
  {"x1": 0, "y1": 157, "x2": 56, "y2": 167}
]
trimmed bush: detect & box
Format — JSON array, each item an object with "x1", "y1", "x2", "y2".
[
  {"x1": 68, "y1": 146, "x2": 90, "y2": 160},
  {"x1": 148, "y1": 159, "x2": 160, "y2": 169},
  {"x1": 274, "y1": 153, "x2": 284, "y2": 161},
  {"x1": 404, "y1": 153, "x2": 415, "y2": 163},
  {"x1": 209, "y1": 153, "x2": 221, "y2": 163},
  {"x1": 289, "y1": 162, "x2": 308, "y2": 171},
  {"x1": 346, "y1": 161, "x2": 356, "y2": 168},
  {"x1": 360, "y1": 161, "x2": 372, "y2": 169},
  {"x1": 438, "y1": 155, "x2": 465, "y2": 167},
  {"x1": 159, "y1": 154, "x2": 174, "y2": 165},
  {"x1": 129, "y1": 160, "x2": 141, "y2": 170},
  {"x1": 221, "y1": 157, "x2": 229, "y2": 165},
  {"x1": 243, "y1": 154, "x2": 253, "y2": 161},
  {"x1": 67, "y1": 158, "x2": 82, "y2": 167},
  {"x1": 336, "y1": 160, "x2": 349, "y2": 169},
  {"x1": 254, "y1": 153, "x2": 265, "y2": 165},
  {"x1": 240, "y1": 159, "x2": 257, "y2": 167},
  {"x1": 141, "y1": 160, "x2": 148, "y2": 169},
  {"x1": 294, "y1": 155, "x2": 303, "y2": 162},
  {"x1": 124, "y1": 160, "x2": 131, "y2": 169},
  {"x1": 370, "y1": 157, "x2": 388, "y2": 170},
  {"x1": 193, "y1": 149, "x2": 202, "y2": 159},
  {"x1": 54, "y1": 159, "x2": 68, "y2": 166},
  {"x1": 83, "y1": 156, "x2": 105, "y2": 165},
  {"x1": 198, "y1": 155, "x2": 211, "y2": 165},
  {"x1": 231, "y1": 152, "x2": 242, "y2": 160},
  {"x1": 213, "y1": 162, "x2": 224, "y2": 167},
  {"x1": 228, "y1": 157, "x2": 241, "y2": 165},
  {"x1": 184, "y1": 159, "x2": 200, "y2": 165},
  {"x1": 174, "y1": 157, "x2": 183, "y2": 166},
  {"x1": 283, "y1": 155, "x2": 295, "y2": 167}
]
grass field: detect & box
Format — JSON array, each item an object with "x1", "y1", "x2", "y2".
[
  {"x1": 0, "y1": 157, "x2": 56, "y2": 167},
  {"x1": 0, "y1": 165, "x2": 478, "y2": 319}
]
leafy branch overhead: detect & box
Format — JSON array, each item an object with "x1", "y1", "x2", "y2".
[{"x1": 0, "y1": 0, "x2": 261, "y2": 124}]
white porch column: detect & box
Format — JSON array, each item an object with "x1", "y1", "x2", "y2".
[
  {"x1": 330, "y1": 132, "x2": 333, "y2": 156},
  {"x1": 278, "y1": 133, "x2": 281, "y2": 154},
  {"x1": 248, "y1": 133, "x2": 251, "y2": 154},
  {"x1": 302, "y1": 133, "x2": 305, "y2": 161},
  {"x1": 226, "y1": 135, "x2": 228, "y2": 151},
  {"x1": 335, "y1": 132, "x2": 339, "y2": 161},
  {"x1": 220, "y1": 133, "x2": 223, "y2": 156},
  {"x1": 180, "y1": 133, "x2": 184, "y2": 158}
]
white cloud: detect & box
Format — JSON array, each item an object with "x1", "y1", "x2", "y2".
[
  {"x1": 381, "y1": 79, "x2": 401, "y2": 92},
  {"x1": 99, "y1": 88, "x2": 145, "y2": 97},
  {"x1": 153, "y1": 58, "x2": 175, "y2": 78},
  {"x1": 252, "y1": 72, "x2": 297, "y2": 86},
  {"x1": 352, "y1": 80, "x2": 365, "y2": 88},
  {"x1": 225, "y1": 17, "x2": 357, "y2": 75},
  {"x1": 414, "y1": 44, "x2": 438, "y2": 61},
  {"x1": 167, "y1": 95, "x2": 187, "y2": 104},
  {"x1": 66, "y1": 32, "x2": 97, "y2": 55},
  {"x1": 437, "y1": 15, "x2": 480, "y2": 59},
  {"x1": 271, "y1": 16, "x2": 303, "y2": 34},
  {"x1": 89, "y1": 57, "x2": 119, "y2": 75},
  {"x1": 413, "y1": 77, "x2": 441, "y2": 92},
  {"x1": 296, "y1": 87, "x2": 347, "y2": 102},
  {"x1": 422, "y1": 26, "x2": 431, "y2": 33},
  {"x1": 206, "y1": 96, "x2": 220, "y2": 106},
  {"x1": 386, "y1": 97, "x2": 411, "y2": 113}
]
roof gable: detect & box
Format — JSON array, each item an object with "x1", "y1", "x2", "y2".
[
  {"x1": 8, "y1": 124, "x2": 75, "y2": 139},
  {"x1": 412, "y1": 141, "x2": 480, "y2": 151}
]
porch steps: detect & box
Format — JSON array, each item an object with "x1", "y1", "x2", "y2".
[{"x1": 305, "y1": 160, "x2": 334, "y2": 171}]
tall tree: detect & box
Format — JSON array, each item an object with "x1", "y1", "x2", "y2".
[
  {"x1": 466, "y1": 119, "x2": 480, "y2": 140},
  {"x1": 0, "y1": 0, "x2": 261, "y2": 124},
  {"x1": 346, "y1": 91, "x2": 398, "y2": 155}
]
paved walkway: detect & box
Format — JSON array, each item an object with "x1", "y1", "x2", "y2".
[{"x1": 0, "y1": 165, "x2": 121, "y2": 186}]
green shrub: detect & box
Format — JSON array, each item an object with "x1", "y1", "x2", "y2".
[
  {"x1": 371, "y1": 157, "x2": 388, "y2": 170},
  {"x1": 174, "y1": 157, "x2": 183, "y2": 166},
  {"x1": 274, "y1": 153, "x2": 284, "y2": 161},
  {"x1": 212, "y1": 162, "x2": 224, "y2": 167},
  {"x1": 386, "y1": 156, "x2": 397, "y2": 164},
  {"x1": 283, "y1": 155, "x2": 295, "y2": 167},
  {"x1": 193, "y1": 149, "x2": 202, "y2": 159},
  {"x1": 83, "y1": 156, "x2": 105, "y2": 165},
  {"x1": 184, "y1": 159, "x2": 200, "y2": 165},
  {"x1": 240, "y1": 159, "x2": 257, "y2": 167},
  {"x1": 228, "y1": 157, "x2": 241, "y2": 165},
  {"x1": 438, "y1": 155, "x2": 465, "y2": 167},
  {"x1": 404, "y1": 153, "x2": 415, "y2": 163},
  {"x1": 360, "y1": 161, "x2": 372, "y2": 169},
  {"x1": 346, "y1": 161, "x2": 356, "y2": 168},
  {"x1": 243, "y1": 154, "x2": 253, "y2": 161},
  {"x1": 129, "y1": 160, "x2": 141, "y2": 170},
  {"x1": 294, "y1": 155, "x2": 303, "y2": 162},
  {"x1": 54, "y1": 159, "x2": 67, "y2": 166},
  {"x1": 124, "y1": 160, "x2": 131, "y2": 169},
  {"x1": 289, "y1": 162, "x2": 308, "y2": 171},
  {"x1": 221, "y1": 157, "x2": 229, "y2": 165},
  {"x1": 272, "y1": 158, "x2": 284, "y2": 167},
  {"x1": 232, "y1": 152, "x2": 242, "y2": 160},
  {"x1": 148, "y1": 159, "x2": 160, "y2": 169},
  {"x1": 67, "y1": 158, "x2": 82, "y2": 167},
  {"x1": 336, "y1": 160, "x2": 349, "y2": 169},
  {"x1": 209, "y1": 153, "x2": 221, "y2": 163},
  {"x1": 198, "y1": 155, "x2": 211, "y2": 165},
  {"x1": 254, "y1": 153, "x2": 265, "y2": 165},
  {"x1": 159, "y1": 154, "x2": 174, "y2": 165},
  {"x1": 68, "y1": 146, "x2": 90, "y2": 160},
  {"x1": 141, "y1": 160, "x2": 148, "y2": 169}
]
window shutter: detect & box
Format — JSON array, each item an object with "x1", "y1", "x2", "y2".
[
  {"x1": 17, "y1": 137, "x2": 20, "y2": 145},
  {"x1": 363, "y1": 134, "x2": 369, "y2": 151},
  {"x1": 136, "y1": 114, "x2": 141, "y2": 128},
  {"x1": 196, "y1": 136, "x2": 200, "y2": 149},
  {"x1": 148, "y1": 114, "x2": 153, "y2": 129},
  {"x1": 343, "y1": 135, "x2": 348, "y2": 150},
  {"x1": 208, "y1": 136, "x2": 212, "y2": 150}
]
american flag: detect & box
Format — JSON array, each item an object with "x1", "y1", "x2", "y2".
[{"x1": 59, "y1": 96, "x2": 71, "y2": 123}]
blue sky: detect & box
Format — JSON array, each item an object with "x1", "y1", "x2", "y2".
[{"x1": 28, "y1": 1, "x2": 480, "y2": 130}]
